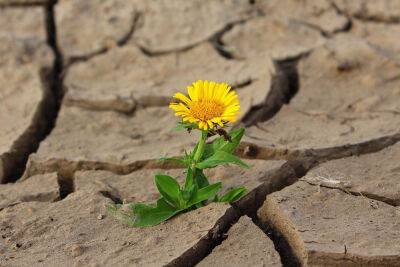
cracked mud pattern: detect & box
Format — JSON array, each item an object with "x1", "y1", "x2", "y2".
[{"x1": 1, "y1": 0, "x2": 400, "y2": 266}]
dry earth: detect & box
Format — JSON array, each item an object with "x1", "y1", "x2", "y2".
[{"x1": 1, "y1": 0, "x2": 400, "y2": 266}]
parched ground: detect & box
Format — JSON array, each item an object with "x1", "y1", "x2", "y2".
[{"x1": 1, "y1": 0, "x2": 400, "y2": 266}]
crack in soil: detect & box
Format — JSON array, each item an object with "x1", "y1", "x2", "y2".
[
  {"x1": 253, "y1": 217, "x2": 301, "y2": 267},
  {"x1": 303, "y1": 180, "x2": 399, "y2": 207},
  {"x1": 22, "y1": 157, "x2": 184, "y2": 180},
  {"x1": 1, "y1": 1, "x2": 63, "y2": 184},
  {"x1": 227, "y1": 159, "x2": 316, "y2": 267},
  {"x1": 65, "y1": 11, "x2": 141, "y2": 68},
  {"x1": 138, "y1": 14, "x2": 258, "y2": 59},
  {"x1": 331, "y1": 0, "x2": 400, "y2": 25},
  {"x1": 0, "y1": 68, "x2": 58, "y2": 183},
  {"x1": 290, "y1": 15, "x2": 352, "y2": 38},
  {"x1": 0, "y1": 0, "x2": 54, "y2": 7},
  {"x1": 209, "y1": 18, "x2": 254, "y2": 60},
  {"x1": 165, "y1": 207, "x2": 241, "y2": 267},
  {"x1": 21, "y1": 130, "x2": 400, "y2": 182},
  {"x1": 4, "y1": 2, "x2": 400, "y2": 265},
  {"x1": 242, "y1": 56, "x2": 301, "y2": 126},
  {"x1": 57, "y1": 172, "x2": 74, "y2": 200},
  {"x1": 63, "y1": 78, "x2": 254, "y2": 115},
  {"x1": 0, "y1": 2, "x2": 65, "y2": 184},
  {"x1": 2, "y1": 1, "x2": 64, "y2": 183},
  {"x1": 237, "y1": 132, "x2": 400, "y2": 163},
  {"x1": 99, "y1": 190, "x2": 123, "y2": 205}
]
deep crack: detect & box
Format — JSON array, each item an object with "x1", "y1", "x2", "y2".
[
  {"x1": 1, "y1": 1, "x2": 65, "y2": 184},
  {"x1": 166, "y1": 207, "x2": 241, "y2": 267},
  {"x1": 228, "y1": 159, "x2": 316, "y2": 267},
  {"x1": 57, "y1": 173, "x2": 74, "y2": 200},
  {"x1": 253, "y1": 217, "x2": 301, "y2": 267},
  {"x1": 22, "y1": 158, "x2": 185, "y2": 180},
  {"x1": 242, "y1": 56, "x2": 300, "y2": 126}
]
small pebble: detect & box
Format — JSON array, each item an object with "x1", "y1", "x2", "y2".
[
  {"x1": 70, "y1": 244, "x2": 84, "y2": 257},
  {"x1": 97, "y1": 214, "x2": 104, "y2": 220}
]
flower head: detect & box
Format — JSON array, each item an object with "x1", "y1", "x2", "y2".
[{"x1": 169, "y1": 80, "x2": 240, "y2": 130}]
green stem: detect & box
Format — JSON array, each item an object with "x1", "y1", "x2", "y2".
[
  {"x1": 193, "y1": 130, "x2": 208, "y2": 163},
  {"x1": 190, "y1": 130, "x2": 209, "y2": 207}
]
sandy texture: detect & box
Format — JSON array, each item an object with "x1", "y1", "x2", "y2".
[
  {"x1": 351, "y1": 19, "x2": 400, "y2": 62},
  {"x1": 198, "y1": 216, "x2": 282, "y2": 267},
  {"x1": 0, "y1": 8, "x2": 53, "y2": 182},
  {"x1": 0, "y1": 190, "x2": 230, "y2": 266},
  {"x1": 302, "y1": 142, "x2": 400, "y2": 205},
  {"x1": 0, "y1": 173, "x2": 59, "y2": 210},
  {"x1": 333, "y1": 0, "x2": 400, "y2": 22},
  {"x1": 3, "y1": 0, "x2": 400, "y2": 265},
  {"x1": 222, "y1": 16, "x2": 325, "y2": 60},
  {"x1": 256, "y1": 0, "x2": 350, "y2": 34},
  {"x1": 259, "y1": 181, "x2": 400, "y2": 266},
  {"x1": 64, "y1": 42, "x2": 273, "y2": 115},
  {"x1": 245, "y1": 34, "x2": 400, "y2": 151},
  {"x1": 56, "y1": 0, "x2": 256, "y2": 57},
  {"x1": 24, "y1": 105, "x2": 196, "y2": 178}
]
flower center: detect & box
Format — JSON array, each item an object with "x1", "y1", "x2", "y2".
[{"x1": 190, "y1": 100, "x2": 225, "y2": 121}]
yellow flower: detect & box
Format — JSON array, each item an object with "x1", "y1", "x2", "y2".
[{"x1": 169, "y1": 80, "x2": 240, "y2": 130}]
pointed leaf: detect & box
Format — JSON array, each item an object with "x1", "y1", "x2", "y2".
[
  {"x1": 213, "y1": 128, "x2": 245, "y2": 153},
  {"x1": 181, "y1": 184, "x2": 195, "y2": 202},
  {"x1": 196, "y1": 150, "x2": 250, "y2": 169},
  {"x1": 219, "y1": 187, "x2": 247, "y2": 203},
  {"x1": 184, "y1": 167, "x2": 194, "y2": 189},
  {"x1": 132, "y1": 198, "x2": 182, "y2": 227},
  {"x1": 182, "y1": 168, "x2": 197, "y2": 203},
  {"x1": 188, "y1": 182, "x2": 222, "y2": 206},
  {"x1": 159, "y1": 156, "x2": 187, "y2": 166},
  {"x1": 202, "y1": 128, "x2": 245, "y2": 159},
  {"x1": 155, "y1": 174, "x2": 181, "y2": 208},
  {"x1": 194, "y1": 169, "x2": 210, "y2": 189}
]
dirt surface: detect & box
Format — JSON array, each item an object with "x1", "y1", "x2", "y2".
[
  {"x1": 259, "y1": 181, "x2": 400, "y2": 266},
  {"x1": 0, "y1": 6, "x2": 53, "y2": 183},
  {"x1": 198, "y1": 216, "x2": 282, "y2": 267},
  {"x1": 1, "y1": 0, "x2": 400, "y2": 266}
]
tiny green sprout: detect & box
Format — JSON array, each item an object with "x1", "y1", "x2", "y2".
[{"x1": 108, "y1": 80, "x2": 249, "y2": 227}]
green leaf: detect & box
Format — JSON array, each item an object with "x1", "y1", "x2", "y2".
[
  {"x1": 213, "y1": 128, "x2": 245, "y2": 153},
  {"x1": 219, "y1": 187, "x2": 247, "y2": 203},
  {"x1": 159, "y1": 156, "x2": 186, "y2": 166},
  {"x1": 181, "y1": 184, "x2": 195, "y2": 202},
  {"x1": 132, "y1": 198, "x2": 182, "y2": 227},
  {"x1": 202, "y1": 128, "x2": 245, "y2": 159},
  {"x1": 182, "y1": 168, "x2": 196, "y2": 202},
  {"x1": 196, "y1": 150, "x2": 250, "y2": 169},
  {"x1": 188, "y1": 182, "x2": 222, "y2": 206},
  {"x1": 184, "y1": 167, "x2": 194, "y2": 189},
  {"x1": 194, "y1": 169, "x2": 210, "y2": 188},
  {"x1": 155, "y1": 174, "x2": 181, "y2": 208},
  {"x1": 108, "y1": 198, "x2": 182, "y2": 228}
]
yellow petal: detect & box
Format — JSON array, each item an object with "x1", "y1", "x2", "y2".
[
  {"x1": 219, "y1": 83, "x2": 231, "y2": 98},
  {"x1": 209, "y1": 81, "x2": 216, "y2": 99},
  {"x1": 194, "y1": 80, "x2": 204, "y2": 100},
  {"x1": 187, "y1": 86, "x2": 197, "y2": 101},
  {"x1": 222, "y1": 91, "x2": 238, "y2": 106},
  {"x1": 204, "y1": 80, "x2": 210, "y2": 100},
  {"x1": 198, "y1": 121, "x2": 207, "y2": 130},
  {"x1": 174, "y1": 92, "x2": 191, "y2": 105}
]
